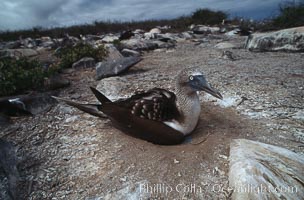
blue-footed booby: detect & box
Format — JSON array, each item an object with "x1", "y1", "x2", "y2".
[{"x1": 54, "y1": 67, "x2": 222, "y2": 145}]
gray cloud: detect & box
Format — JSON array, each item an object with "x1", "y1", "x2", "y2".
[{"x1": 0, "y1": 0, "x2": 284, "y2": 30}]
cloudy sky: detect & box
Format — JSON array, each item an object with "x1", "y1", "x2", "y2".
[{"x1": 0, "y1": 0, "x2": 287, "y2": 31}]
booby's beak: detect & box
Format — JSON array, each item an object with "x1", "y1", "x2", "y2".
[{"x1": 189, "y1": 75, "x2": 223, "y2": 100}]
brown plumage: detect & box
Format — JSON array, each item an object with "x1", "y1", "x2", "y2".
[{"x1": 53, "y1": 67, "x2": 223, "y2": 145}]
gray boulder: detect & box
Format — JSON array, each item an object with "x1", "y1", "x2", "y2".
[
  {"x1": 0, "y1": 48, "x2": 38, "y2": 58},
  {"x1": 121, "y1": 49, "x2": 140, "y2": 57},
  {"x1": 96, "y1": 76, "x2": 131, "y2": 101},
  {"x1": 0, "y1": 139, "x2": 20, "y2": 200},
  {"x1": 96, "y1": 56, "x2": 142, "y2": 80},
  {"x1": 2, "y1": 41, "x2": 21, "y2": 49},
  {"x1": 104, "y1": 44, "x2": 124, "y2": 61},
  {"x1": 190, "y1": 25, "x2": 220, "y2": 34},
  {"x1": 120, "y1": 39, "x2": 158, "y2": 51},
  {"x1": 229, "y1": 139, "x2": 304, "y2": 200},
  {"x1": 151, "y1": 40, "x2": 176, "y2": 49},
  {"x1": 72, "y1": 57, "x2": 95, "y2": 68},
  {"x1": 245, "y1": 26, "x2": 304, "y2": 52},
  {"x1": 215, "y1": 42, "x2": 237, "y2": 49},
  {"x1": 101, "y1": 35, "x2": 119, "y2": 43}
]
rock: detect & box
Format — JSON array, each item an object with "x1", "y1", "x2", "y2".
[
  {"x1": 190, "y1": 25, "x2": 220, "y2": 34},
  {"x1": 225, "y1": 29, "x2": 239, "y2": 36},
  {"x1": 65, "y1": 115, "x2": 78, "y2": 123},
  {"x1": 101, "y1": 35, "x2": 119, "y2": 43},
  {"x1": 96, "y1": 56, "x2": 142, "y2": 80},
  {"x1": 215, "y1": 42, "x2": 236, "y2": 49},
  {"x1": 0, "y1": 139, "x2": 20, "y2": 200},
  {"x1": 149, "y1": 28, "x2": 161, "y2": 34},
  {"x1": 20, "y1": 37, "x2": 36, "y2": 48},
  {"x1": 2, "y1": 41, "x2": 21, "y2": 49},
  {"x1": 245, "y1": 26, "x2": 304, "y2": 52},
  {"x1": 121, "y1": 49, "x2": 140, "y2": 57},
  {"x1": 61, "y1": 34, "x2": 79, "y2": 47},
  {"x1": 72, "y1": 57, "x2": 95, "y2": 68},
  {"x1": 151, "y1": 40, "x2": 176, "y2": 49},
  {"x1": 0, "y1": 48, "x2": 38, "y2": 58},
  {"x1": 41, "y1": 40, "x2": 55, "y2": 48},
  {"x1": 96, "y1": 76, "x2": 131, "y2": 100},
  {"x1": 229, "y1": 139, "x2": 304, "y2": 200},
  {"x1": 144, "y1": 32, "x2": 157, "y2": 40},
  {"x1": 104, "y1": 44, "x2": 123, "y2": 61},
  {"x1": 133, "y1": 29, "x2": 145, "y2": 34},
  {"x1": 179, "y1": 32, "x2": 193, "y2": 40},
  {"x1": 120, "y1": 39, "x2": 158, "y2": 51},
  {"x1": 157, "y1": 33, "x2": 177, "y2": 42},
  {"x1": 221, "y1": 50, "x2": 237, "y2": 60}
]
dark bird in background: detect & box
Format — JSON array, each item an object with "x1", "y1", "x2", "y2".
[
  {"x1": 54, "y1": 67, "x2": 223, "y2": 145},
  {"x1": 119, "y1": 30, "x2": 135, "y2": 40},
  {"x1": 0, "y1": 98, "x2": 32, "y2": 117}
]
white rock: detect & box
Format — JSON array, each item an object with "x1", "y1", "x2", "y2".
[
  {"x1": 121, "y1": 49, "x2": 140, "y2": 57},
  {"x1": 0, "y1": 48, "x2": 38, "y2": 58},
  {"x1": 101, "y1": 35, "x2": 119, "y2": 43},
  {"x1": 191, "y1": 25, "x2": 220, "y2": 34},
  {"x1": 120, "y1": 39, "x2": 158, "y2": 51},
  {"x1": 245, "y1": 26, "x2": 304, "y2": 52},
  {"x1": 215, "y1": 42, "x2": 236, "y2": 49},
  {"x1": 149, "y1": 28, "x2": 161, "y2": 34},
  {"x1": 229, "y1": 139, "x2": 304, "y2": 200},
  {"x1": 104, "y1": 44, "x2": 123, "y2": 61},
  {"x1": 72, "y1": 57, "x2": 95, "y2": 68},
  {"x1": 96, "y1": 76, "x2": 132, "y2": 101},
  {"x1": 65, "y1": 116, "x2": 78, "y2": 123}
]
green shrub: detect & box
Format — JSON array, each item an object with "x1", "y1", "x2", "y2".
[
  {"x1": 0, "y1": 57, "x2": 46, "y2": 96},
  {"x1": 272, "y1": 2, "x2": 304, "y2": 28},
  {"x1": 55, "y1": 43, "x2": 107, "y2": 68},
  {"x1": 191, "y1": 8, "x2": 227, "y2": 25}
]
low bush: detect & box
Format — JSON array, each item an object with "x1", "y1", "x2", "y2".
[
  {"x1": 55, "y1": 43, "x2": 107, "y2": 68},
  {"x1": 0, "y1": 57, "x2": 46, "y2": 96},
  {"x1": 272, "y1": 2, "x2": 304, "y2": 28},
  {"x1": 191, "y1": 8, "x2": 227, "y2": 25}
]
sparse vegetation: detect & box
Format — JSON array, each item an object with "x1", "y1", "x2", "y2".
[
  {"x1": 0, "y1": 43, "x2": 107, "y2": 96},
  {"x1": 0, "y1": 57, "x2": 47, "y2": 96},
  {"x1": 272, "y1": 2, "x2": 304, "y2": 28},
  {"x1": 55, "y1": 43, "x2": 108, "y2": 69},
  {"x1": 191, "y1": 9, "x2": 227, "y2": 25}
]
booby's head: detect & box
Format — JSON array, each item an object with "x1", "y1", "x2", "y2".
[{"x1": 176, "y1": 68, "x2": 223, "y2": 99}]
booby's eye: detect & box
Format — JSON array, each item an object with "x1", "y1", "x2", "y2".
[{"x1": 189, "y1": 75, "x2": 194, "y2": 81}]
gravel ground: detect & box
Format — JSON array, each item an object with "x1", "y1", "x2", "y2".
[{"x1": 1, "y1": 35, "x2": 303, "y2": 199}]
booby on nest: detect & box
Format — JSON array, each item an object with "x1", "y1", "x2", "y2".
[{"x1": 54, "y1": 67, "x2": 222, "y2": 145}]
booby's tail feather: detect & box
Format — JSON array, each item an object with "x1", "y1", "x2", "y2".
[
  {"x1": 52, "y1": 96, "x2": 107, "y2": 118},
  {"x1": 90, "y1": 87, "x2": 112, "y2": 104}
]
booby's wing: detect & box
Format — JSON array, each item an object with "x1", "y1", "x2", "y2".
[
  {"x1": 91, "y1": 87, "x2": 185, "y2": 145},
  {"x1": 113, "y1": 88, "x2": 181, "y2": 122},
  {"x1": 100, "y1": 103, "x2": 185, "y2": 145}
]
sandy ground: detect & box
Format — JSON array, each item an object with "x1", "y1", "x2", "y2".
[{"x1": 1, "y1": 35, "x2": 303, "y2": 199}]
